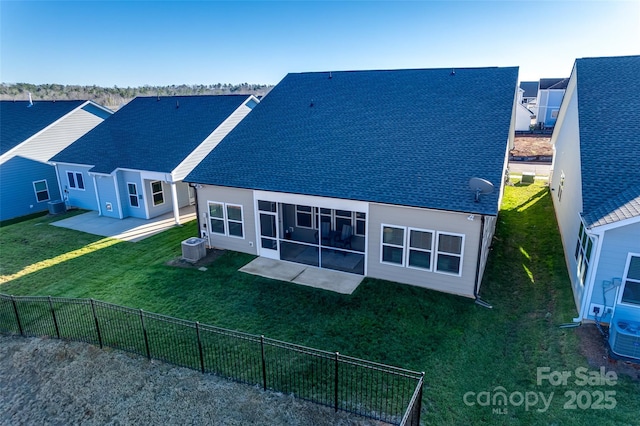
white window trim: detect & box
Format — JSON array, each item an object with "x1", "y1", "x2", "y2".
[
  {"x1": 208, "y1": 201, "x2": 245, "y2": 240},
  {"x1": 151, "y1": 181, "x2": 164, "y2": 206},
  {"x1": 67, "y1": 171, "x2": 85, "y2": 191},
  {"x1": 435, "y1": 231, "x2": 465, "y2": 277},
  {"x1": 558, "y1": 171, "x2": 565, "y2": 202},
  {"x1": 618, "y1": 253, "x2": 640, "y2": 307},
  {"x1": 380, "y1": 224, "x2": 406, "y2": 267},
  {"x1": 406, "y1": 227, "x2": 435, "y2": 272},
  {"x1": 127, "y1": 182, "x2": 140, "y2": 208},
  {"x1": 575, "y1": 222, "x2": 593, "y2": 286},
  {"x1": 315, "y1": 209, "x2": 366, "y2": 237},
  {"x1": 226, "y1": 203, "x2": 245, "y2": 239},
  {"x1": 32, "y1": 179, "x2": 50, "y2": 203},
  {"x1": 295, "y1": 205, "x2": 314, "y2": 229}
]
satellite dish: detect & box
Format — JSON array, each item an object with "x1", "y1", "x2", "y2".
[{"x1": 469, "y1": 177, "x2": 494, "y2": 202}]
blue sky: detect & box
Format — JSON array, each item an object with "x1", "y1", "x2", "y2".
[{"x1": 1, "y1": 1, "x2": 638, "y2": 86}]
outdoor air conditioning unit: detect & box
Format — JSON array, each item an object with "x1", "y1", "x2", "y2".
[
  {"x1": 181, "y1": 237, "x2": 206, "y2": 262},
  {"x1": 47, "y1": 200, "x2": 66, "y2": 215},
  {"x1": 609, "y1": 319, "x2": 640, "y2": 361}
]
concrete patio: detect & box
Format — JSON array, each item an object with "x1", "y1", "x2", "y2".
[
  {"x1": 51, "y1": 206, "x2": 196, "y2": 242},
  {"x1": 239, "y1": 257, "x2": 364, "y2": 295}
]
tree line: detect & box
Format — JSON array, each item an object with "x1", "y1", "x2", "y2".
[{"x1": 0, "y1": 83, "x2": 273, "y2": 110}]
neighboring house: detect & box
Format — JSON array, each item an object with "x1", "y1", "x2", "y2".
[
  {"x1": 0, "y1": 100, "x2": 112, "y2": 221},
  {"x1": 186, "y1": 67, "x2": 518, "y2": 299},
  {"x1": 549, "y1": 55, "x2": 640, "y2": 359},
  {"x1": 50, "y1": 95, "x2": 259, "y2": 224},
  {"x1": 519, "y1": 81, "x2": 538, "y2": 106},
  {"x1": 536, "y1": 77, "x2": 568, "y2": 128},
  {"x1": 515, "y1": 87, "x2": 535, "y2": 131}
]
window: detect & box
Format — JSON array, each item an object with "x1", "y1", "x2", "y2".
[
  {"x1": 227, "y1": 205, "x2": 244, "y2": 238},
  {"x1": 32, "y1": 180, "x2": 50, "y2": 202},
  {"x1": 436, "y1": 232, "x2": 464, "y2": 275},
  {"x1": 381, "y1": 225, "x2": 405, "y2": 265},
  {"x1": 127, "y1": 183, "x2": 139, "y2": 208},
  {"x1": 355, "y1": 212, "x2": 366, "y2": 236},
  {"x1": 208, "y1": 201, "x2": 244, "y2": 239},
  {"x1": 620, "y1": 255, "x2": 640, "y2": 306},
  {"x1": 296, "y1": 205, "x2": 313, "y2": 228},
  {"x1": 558, "y1": 172, "x2": 565, "y2": 201},
  {"x1": 67, "y1": 171, "x2": 85, "y2": 190},
  {"x1": 151, "y1": 181, "x2": 164, "y2": 206},
  {"x1": 408, "y1": 228, "x2": 434, "y2": 270},
  {"x1": 574, "y1": 222, "x2": 593, "y2": 286}
]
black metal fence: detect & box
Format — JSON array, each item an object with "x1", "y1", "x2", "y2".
[{"x1": 0, "y1": 293, "x2": 423, "y2": 425}]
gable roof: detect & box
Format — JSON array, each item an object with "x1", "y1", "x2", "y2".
[
  {"x1": 519, "y1": 81, "x2": 539, "y2": 98},
  {"x1": 539, "y1": 78, "x2": 569, "y2": 90},
  {"x1": 187, "y1": 67, "x2": 518, "y2": 215},
  {"x1": 0, "y1": 100, "x2": 85, "y2": 155},
  {"x1": 51, "y1": 95, "x2": 252, "y2": 174},
  {"x1": 574, "y1": 55, "x2": 640, "y2": 228}
]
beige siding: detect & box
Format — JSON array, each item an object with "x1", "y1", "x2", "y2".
[
  {"x1": 196, "y1": 185, "x2": 257, "y2": 255},
  {"x1": 173, "y1": 101, "x2": 255, "y2": 181},
  {"x1": 367, "y1": 203, "x2": 482, "y2": 298},
  {"x1": 476, "y1": 215, "x2": 497, "y2": 291},
  {"x1": 4, "y1": 107, "x2": 104, "y2": 163}
]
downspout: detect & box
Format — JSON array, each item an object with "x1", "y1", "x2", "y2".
[
  {"x1": 170, "y1": 181, "x2": 180, "y2": 225},
  {"x1": 113, "y1": 173, "x2": 123, "y2": 219},
  {"x1": 92, "y1": 174, "x2": 102, "y2": 216},
  {"x1": 51, "y1": 163, "x2": 64, "y2": 205},
  {"x1": 189, "y1": 182, "x2": 201, "y2": 237},
  {"x1": 474, "y1": 215, "x2": 492, "y2": 308}
]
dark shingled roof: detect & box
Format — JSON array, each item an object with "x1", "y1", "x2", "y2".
[
  {"x1": 187, "y1": 67, "x2": 518, "y2": 215},
  {"x1": 519, "y1": 81, "x2": 539, "y2": 98},
  {"x1": 52, "y1": 95, "x2": 250, "y2": 174},
  {"x1": 1, "y1": 100, "x2": 85, "y2": 155},
  {"x1": 574, "y1": 55, "x2": 640, "y2": 228},
  {"x1": 539, "y1": 78, "x2": 569, "y2": 90}
]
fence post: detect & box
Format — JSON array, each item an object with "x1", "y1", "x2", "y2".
[
  {"x1": 415, "y1": 372, "x2": 424, "y2": 426},
  {"x1": 334, "y1": 352, "x2": 339, "y2": 412},
  {"x1": 195, "y1": 322, "x2": 205, "y2": 374},
  {"x1": 260, "y1": 335, "x2": 267, "y2": 391},
  {"x1": 90, "y1": 299, "x2": 103, "y2": 349},
  {"x1": 10, "y1": 295, "x2": 23, "y2": 336},
  {"x1": 48, "y1": 296, "x2": 60, "y2": 339},
  {"x1": 140, "y1": 310, "x2": 151, "y2": 360}
]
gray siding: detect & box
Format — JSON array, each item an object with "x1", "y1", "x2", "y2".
[
  {"x1": 367, "y1": 203, "x2": 482, "y2": 298},
  {"x1": 196, "y1": 185, "x2": 257, "y2": 255},
  {"x1": 6, "y1": 107, "x2": 105, "y2": 163},
  {"x1": 549, "y1": 75, "x2": 584, "y2": 310},
  {"x1": 0, "y1": 157, "x2": 60, "y2": 221}
]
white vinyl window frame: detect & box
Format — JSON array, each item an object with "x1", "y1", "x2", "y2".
[
  {"x1": 208, "y1": 201, "x2": 245, "y2": 239},
  {"x1": 557, "y1": 171, "x2": 565, "y2": 201},
  {"x1": 66, "y1": 171, "x2": 85, "y2": 191},
  {"x1": 435, "y1": 231, "x2": 465, "y2": 276},
  {"x1": 32, "y1": 180, "x2": 50, "y2": 203},
  {"x1": 407, "y1": 227, "x2": 435, "y2": 272},
  {"x1": 315, "y1": 209, "x2": 366, "y2": 236},
  {"x1": 151, "y1": 181, "x2": 164, "y2": 206},
  {"x1": 127, "y1": 182, "x2": 140, "y2": 208},
  {"x1": 380, "y1": 224, "x2": 406, "y2": 267},
  {"x1": 574, "y1": 222, "x2": 593, "y2": 286},
  {"x1": 618, "y1": 253, "x2": 640, "y2": 307}
]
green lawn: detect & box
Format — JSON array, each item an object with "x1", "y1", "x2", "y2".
[{"x1": 1, "y1": 182, "x2": 638, "y2": 425}]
